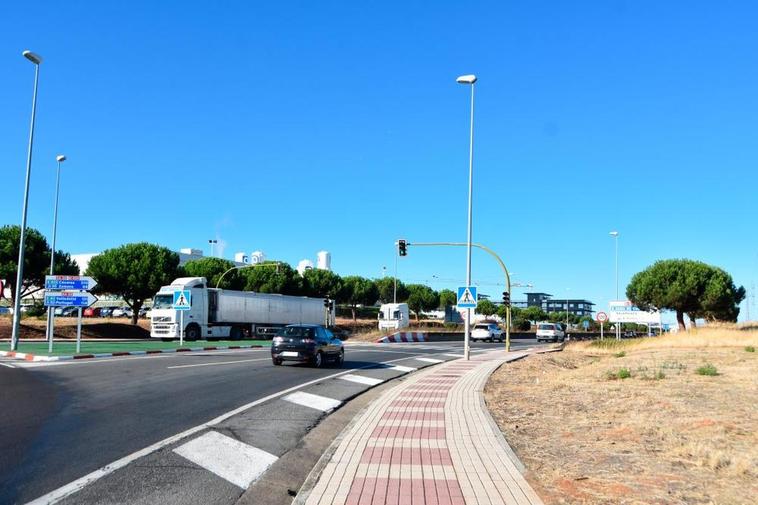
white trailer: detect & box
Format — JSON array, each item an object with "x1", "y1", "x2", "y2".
[
  {"x1": 378, "y1": 303, "x2": 410, "y2": 330},
  {"x1": 150, "y1": 277, "x2": 334, "y2": 340}
]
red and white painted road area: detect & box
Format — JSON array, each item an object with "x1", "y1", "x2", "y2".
[{"x1": 302, "y1": 351, "x2": 545, "y2": 505}]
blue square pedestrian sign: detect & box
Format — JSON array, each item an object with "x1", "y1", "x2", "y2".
[
  {"x1": 457, "y1": 286, "x2": 477, "y2": 308},
  {"x1": 173, "y1": 290, "x2": 192, "y2": 310}
]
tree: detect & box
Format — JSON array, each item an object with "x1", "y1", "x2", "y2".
[
  {"x1": 242, "y1": 262, "x2": 303, "y2": 295},
  {"x1": 405, "y1": 284, "x2": 439, "y2": 321},
  {"x1": 86, "y1": 243, "x2": 180, "y2": 324},
  {"x1": 375, "y1": 277, "x2": 409, "y2": 304},
  {"x1": 302, "y1": 269, "x2": 342, "y2": 299},
  {"x1": 627, "y1": 259, "x2": 745, "y2": 330},
  {"x1": 476, "y1": 299, "x2": 497, "y2": 317},
  {"x1": 521, "y1": 305, "x2": 547, "y2": 323},
  {"x1": 438, "y1": 289, "x2": 457, "y2": 309},
  {"x1": 0, "y1": 225, "x2": 79, "y2": 304},
  {"x1": 182, "y1": 257, "x2": 244, "y2": 290},
  {"x1": 339, "y1": 276, "x2": 379, "y2": 321}
]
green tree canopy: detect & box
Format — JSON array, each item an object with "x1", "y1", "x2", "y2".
[
  {"x1": 86, "y1": 243, "x2": 180, "y2": 324},
  {"x1": 242, "y1": 262, "x2": 303, "y2": 295},
  {"x1": 302, "y1": 269, "x2": 342, "y2": 299},
  {"x1": 627, "y1": 259, "x2": 745, "y2": 330},
  {"x1": 521, "y1": 305, "x2": 547, "y2": 322},
  {"x1": 182, "y1": 257, "x2": 244, "y2": 290},
  {"x1": 405, "y1": 284, "x2": 439, "y2": 321},
  {"x1": 0, "y1": 225, "x2": 79, "y2": 304},
  {"x1": 375, "y1": 277, "x2": 409, "y2": 304},
  {"x1": 339, "y1": 276, "x2": 379, "y2": 321},
  {"x1": 476, "y1": 299, "x2": 497, "y2": 317},
  {"x1": 438, "y1": 289, "x2": 457, "y2": 309}
]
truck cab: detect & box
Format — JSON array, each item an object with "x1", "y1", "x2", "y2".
[
  {"x1": 378, "y1": 303, "x2": 410, "y2": 330},
  {"x1": 150, "y1": 277, "x2": 209, "y2": 340}
]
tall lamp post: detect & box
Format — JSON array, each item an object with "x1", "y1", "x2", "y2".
[
  {"x1": 457, "y1": 73, "x2": 477, "y2": 361},
  {"x1": 11, "y1": 50, "x2": 43, "y2": 351},
  {"x1": 609, "y1": 231, "x2": 620, "y2": 339},
  {"x1": 45, "y1": 155, "x2": 67, "y2": 351}
]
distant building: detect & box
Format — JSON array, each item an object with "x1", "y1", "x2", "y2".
[{"x1": 512, "y1": 292, "x2": 595, "y2": 317}]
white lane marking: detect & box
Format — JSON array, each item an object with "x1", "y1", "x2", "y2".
[
  {"x1": 415, "y1": 357, "x2": 443, "y2": 363},
  {"x1": 1, "y1": 362, "x2": 16, "y2": 368},
  {"x1": 389, "y1": 365, "x2": 416, "y2": 372},
  {"x1": 282, "y1": 391, "x2": 342, "y2": 412},
  {"x1": 340, "y1": 374, "x2": 383, "y2": 386},
  {"x1": 26, "y1": 353, "x2": 439, "y2": 504},
  {"x1": 173, "y1": 431, "x2": 277, "y2": 489},
  {"x1": 442, "y1": 353, "x2": 464, "y2": 358},
  {"x1": 167, "y1": 358, "x2": 270, "y2": 369},
  {"x1": 14, "y1": 348, "x2": 269, "y2": 368}
]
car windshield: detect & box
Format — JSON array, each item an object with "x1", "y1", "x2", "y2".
[
  {"x1": 278, "y1": 326, "x2": 315, "y2": 338},
  {"x1": 474, "y1": 325, "x2": 490, "y2": 330},
  {"x1": 539, "y1": 324, "x2": 555, "y2": 330},
  {"x1": 153, "y1": 295, "x2": 174, "y2": 309}
]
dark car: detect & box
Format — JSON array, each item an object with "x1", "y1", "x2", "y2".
[{"x1": 271, "y1": 324, "x2": 344, "y2": 368}]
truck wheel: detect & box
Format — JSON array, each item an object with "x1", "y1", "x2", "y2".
[
  {"x1": 185, "y1": 324, "x2": 201, "y2": 341},
  {"x1": 312, "y1": 352, "x2": 323, "y2": 368},
  {"x1": 229, "y1": 326, "x2": 242, "y2": 340}
]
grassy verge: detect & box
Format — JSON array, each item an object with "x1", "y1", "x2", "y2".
[
  {"x1": 484, "y1": 328, "x2": 758, "y2": 505},
  {"x1": 6, "y1": 339, "x2": 270, "y2": 356}
]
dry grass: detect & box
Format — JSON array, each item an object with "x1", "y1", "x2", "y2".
[{"x1": 484, "y1": 328, "x2": 758, "y2": 505}]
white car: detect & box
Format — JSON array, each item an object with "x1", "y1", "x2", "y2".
[
  {"x1": 471, "y1": 322, "x2": 503, "y2": 342},
  {"x1": 536, "y1": 323, "x2": 566, "y2": 343}
]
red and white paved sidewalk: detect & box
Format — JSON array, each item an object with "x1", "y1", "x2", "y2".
[{"x1": 302, "y1": 350, "x2": 544, "y2": 505}]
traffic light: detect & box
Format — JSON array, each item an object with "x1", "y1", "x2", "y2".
[
  {"x1": 502, "y1": 291, "x2": 511, "y2": 307},
  {"x1": 398, "y1": 239, "x2": 407, "y2": 256}
]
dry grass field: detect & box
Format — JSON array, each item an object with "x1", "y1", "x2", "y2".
[{"x1": 485, "y1": 327, "x2": 758, "y2": 505}]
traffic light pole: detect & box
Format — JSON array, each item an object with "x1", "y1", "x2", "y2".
[{"x1": 405, "y1": 241, "x2": 512, "y2": 353}]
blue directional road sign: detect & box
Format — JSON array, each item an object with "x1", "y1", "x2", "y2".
[
  {"x1": 173, "y1": 290, "x2": 192, "y2": 311},
  {"x1": 44, "y1": 291, "x2": 98, "y2": 308},
  {"x1": 457, "y1": 286, "x2": 478, "y2": 308},
  {"x1": 582, "y1": 320, "x2": 590, "y2": 330},
  {"x1": 45, "y1": 275, "x2": 98, "y2": 291}
]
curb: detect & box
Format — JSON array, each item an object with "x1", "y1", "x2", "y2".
[
  {"x1": 0, "y1": 344, "x2": 264, "y2": 362},
  {"x1": 375, "y1": 331, "x2": 427, "y2": 343}
]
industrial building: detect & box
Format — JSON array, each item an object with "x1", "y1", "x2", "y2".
[{"x1": 512, "y1": 292, "x2": 595, "y2": 317}]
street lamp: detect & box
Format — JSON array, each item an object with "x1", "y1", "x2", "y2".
[
  {"x1": 11, "y1": 50, "x2": 43, "y2": 351},
  {"x1": 609, "y1": 230, "x2": 620, "y2": 340},
  {"x1": 45, "y1": 155, "x2": 67, "y2": 350},
  {"x1": 457, "y1": 73, "x2": 477, "y2": 361}
]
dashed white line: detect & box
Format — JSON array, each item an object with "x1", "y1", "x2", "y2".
[
  {"x1": 173, "y1": 431, "x2": 277, "y2": 489},
  {"x1": 167, "y1": 358, "x2": 270, "y2": 369},
  {"x1": 415, "y1": 357, "x2": 444, "y2": 363},
  {"x1": 388, "y1": 365, "x2": 416, "y2": 372},
  {"x1": 442, "y1": 353, "x2": 464, "y2": 358},
  {"x1": 0, "y1": 362, "x2": 16, "y2": 368},
  {"x1": 340, "y1": 374, "x2": 384, "y2": 386},
  {"x1": 282, "y1": 391, "x2": 343, "y2": 412}
]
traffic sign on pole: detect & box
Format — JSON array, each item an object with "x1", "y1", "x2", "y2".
[
  {"x1": 44, "y1": 291, "x2": 98, "y2": 308},
  {"x1": 596, "y1": 311, "x2": 608, "y2": 323},
  {"x1": 45, "y1": 275, "x2": 98, "y2": 291},
  {"x1": 457, "y1": 286, "x2": 477, "y2": 308},
  {"x1": 173, "y1": 290, "x2": 192, "y2": 311}
]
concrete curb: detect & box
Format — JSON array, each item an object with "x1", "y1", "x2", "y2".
[
  {"x1": 375, "y1": 332, "x2": 427, "y2": 343},
  {"x1": 0, "y1": 344, "x2": 264, "y2": 362}
]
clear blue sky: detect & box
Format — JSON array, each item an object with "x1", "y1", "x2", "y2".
[{"x1": 2, "y1": 1, "x2": 756, "y2": 321}]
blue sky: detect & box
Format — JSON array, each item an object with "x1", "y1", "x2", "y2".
[{"x1": 1, "y1": 1, "x2": 756, "y2": 321}]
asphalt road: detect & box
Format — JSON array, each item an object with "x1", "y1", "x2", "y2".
[{"x1": 0, "y1": 339, "x2": 540, "y2": 504}]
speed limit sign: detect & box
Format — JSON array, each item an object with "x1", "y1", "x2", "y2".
[{"x1": 596, "y1": 311, "x2": 608, "y2": 323}]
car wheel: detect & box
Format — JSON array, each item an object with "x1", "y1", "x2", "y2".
[
  {"x1": 336, "y1": 350, "x2": 344, "y2": 367},
  {"x1": 185, "y1": 324, "x2": 201, "y2": 341},
  {"x1": 312, "y1": 352, "x2": 323, "y2": 368},
  {"x1": 272, "y1": 357, "x2": 283, "y2": 366}
]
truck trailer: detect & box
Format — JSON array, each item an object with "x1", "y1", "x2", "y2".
[{"x1": 150, "y1": 277, "x2": 334, "y2": 340}]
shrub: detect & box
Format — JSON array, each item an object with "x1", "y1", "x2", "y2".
[
  {"x1": 745, "y1": 346, "x2": 755, "y2": 353},
  {"x1": 613, "y1": 351, "x2": 626, "y2": 358},
  {"x1": 605, "y1": 367, "x2": 632, "y2": 380},
  {"x1": 696, "y1": 363, "x2": 719, "y2": 376}
]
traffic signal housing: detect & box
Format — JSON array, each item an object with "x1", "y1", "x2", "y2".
[
  {"x1": 398, "y1": 239, "x2": 407, "y2": 256},
  {"x1": 502, "y1": 291, "x2": 511, "y2": 307}
]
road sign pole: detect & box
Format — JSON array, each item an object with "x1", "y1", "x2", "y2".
[
  {"x1": 601, "y1": 322, "x2": 604, "y2": 340},
  {"x1": 76, "y1": 308, "x2": 82, "y2": 354},
  {"x1": 48, "y1": 310, "x2": 54, "y2": 353},
  {"x1": 180, "y1": 310, "x2": 184, "y2": 346}
]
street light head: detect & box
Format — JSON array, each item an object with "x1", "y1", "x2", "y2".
[
  {"x1": 609, "y1": 231, "x2": 619, "y2": 237},
  {"x1": 456, "y1": 74, "x2": 477, "y2": 84},
  {"x1": 22, "y1": 50, "x2": 42, "y2": 64},
  {"x1": 56, "y1": 155, "x2": 66, "y2": 162}
]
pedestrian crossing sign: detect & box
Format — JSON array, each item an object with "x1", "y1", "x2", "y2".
[
  {"x1": 457, "y1": 286, "x2": 477, "y2": 308},
  {"x1": 173, "y1": 290, "x2": 192, "y2": 310}
]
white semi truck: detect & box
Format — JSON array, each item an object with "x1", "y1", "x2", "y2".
[
  {"x1": 150, "y1": 277, "x2": 334, "y2": 340},
  {"x1": 378, "y1": 303, "x2": 410, "y2": 330}
]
